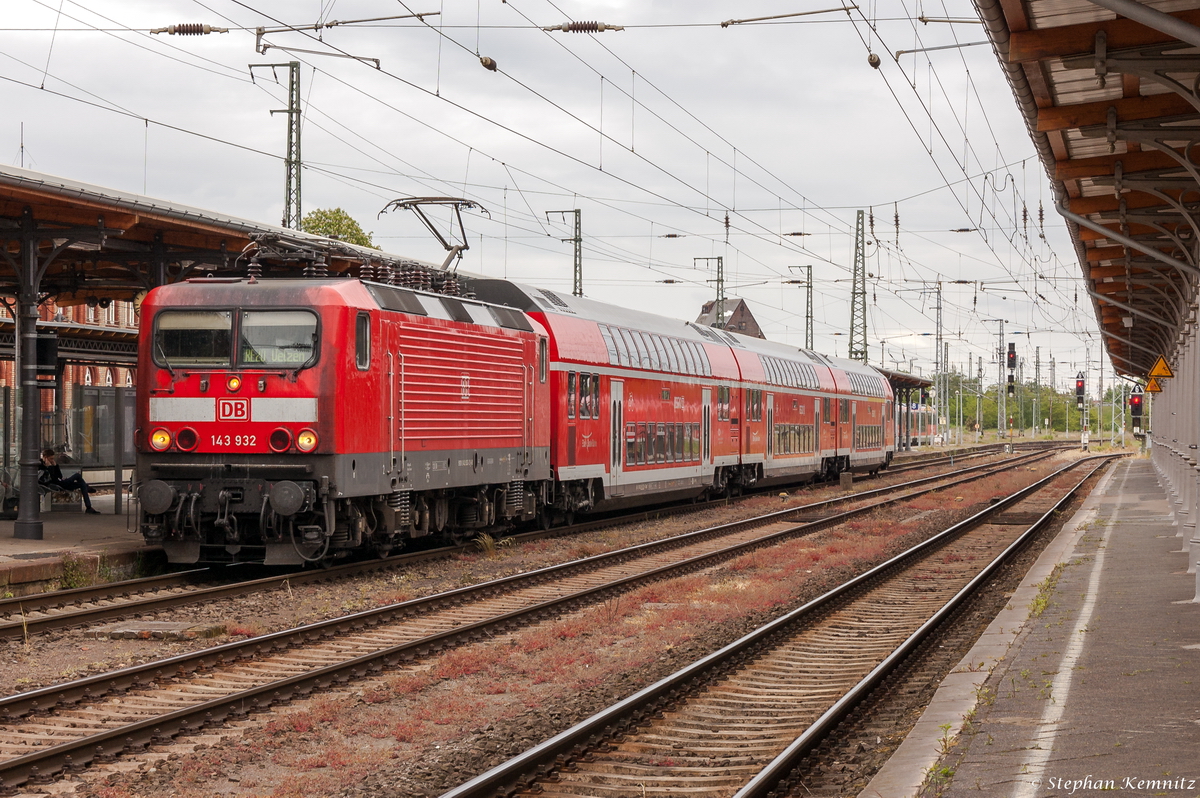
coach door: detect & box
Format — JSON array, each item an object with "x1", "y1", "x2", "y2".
[
  {"x1": 765, "y1": 393, "x2": 774, "y2": 465},
  {"x1": 702, "y1": 387, "x2": 712, "y2": 464},
  {"x1": 610, "y1": 380, "x2": 624, "y2": 496},
  {"x1": 851, "y1": 401, "x2": 858, "y2": 454}
]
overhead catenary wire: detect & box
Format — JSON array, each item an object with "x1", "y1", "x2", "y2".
[{"x1": 0, "y1": 0, "x2": 1096, "y2": 366}]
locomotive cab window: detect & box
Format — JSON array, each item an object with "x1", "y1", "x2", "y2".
[
  {"x1": 538, "y1": 338, "x2": 548, "y2": 382},
  {"x1": 239, "y1": 310, "x2": 318, "y2": 367},
  {"x1": 154, "y1": 310, "x2": 233, "y2": 367},
  {"x1": 355, "y1": 313, "x2": 370, "y2": 370}
]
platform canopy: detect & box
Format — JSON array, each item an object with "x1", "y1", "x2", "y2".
[
  {"x1": 0, "y1": 163, "x2": 429, "y2": 304},
  {"x1": 974, "y1": 0, "x2": 1200, "y2": 378},
  {"x1": 875, "y1": 367, "x2": 934, "y2": 392}
]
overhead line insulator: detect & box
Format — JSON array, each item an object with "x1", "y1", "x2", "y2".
[
  {"x1": 150, "y1": 23, "x2": 228, "y2": 35},
  {"x1": 542, "y1": 21, "x2": 625, "y2": 33}
]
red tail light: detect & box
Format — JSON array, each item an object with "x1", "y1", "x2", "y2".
[{"x1": 269, "y1": 428, "x2": 293, "y2": 453}]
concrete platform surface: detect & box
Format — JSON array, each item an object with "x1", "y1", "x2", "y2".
[
  {"x1": 0, "y1": 494, "x2": 157, "y2": 595},
  {"x1": 861, "y1": 457, "x2": 1200, "y2": 798}
]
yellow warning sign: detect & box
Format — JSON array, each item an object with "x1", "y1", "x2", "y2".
[
  {"x1": 1145, "y1": 377, "x2": 1163, "y2": 393},
  {"x1": 1149, "y1": 356, "x2": 1174, "y2": 379}
]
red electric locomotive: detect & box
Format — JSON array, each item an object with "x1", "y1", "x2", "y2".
[
  {"x1": 136, "y1": 271, "x2": 895, "y2": 564},
  {"x1": 136, "y1": 277, "x2": 550, "y2": 565}
]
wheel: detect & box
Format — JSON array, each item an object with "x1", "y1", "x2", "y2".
[
  {"x1": 562, "y1": 511, "x2": 575, "y2": 527},
  {"x1": 537, "y1": 506, "x2": 552, "y2": 531}
]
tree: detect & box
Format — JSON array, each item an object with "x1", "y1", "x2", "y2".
[{"x1": 300, "y1": 207, "x2": 378, "y2": 249}]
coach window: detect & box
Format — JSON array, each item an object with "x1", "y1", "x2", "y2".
[
  {"x1": 617, "y1": 329, "x2": 636, "y2": 367},
  {"x1": 823, "y1": 397, "x2": 832, "y2": 425},
  {"x1": 663, "y1": 338, "x2": 679, "y2": 372},
  {"x1": 591, "y1": 374, "x2": 600, "y2": 419},
  {"x1": 649, "y1": 334, "x2": 665, "y2": 371},
  {"x1": 675, "y1": 422, "x2": 684, "y2": 462},
  {"x1": 656, "y1": 336, "x2": 674, "y2": 372},
  {"x1": 567, "y1": 372, "x2": 577, "y2": 419},
  {"x1": 636, "y1": 423, "x2": 648, "y2": 464},
  {"x1": 355, "y1": 313, "x2": 370, "y2": 370},
  {"x1": 678, "y1": 341, "x2": 694, "y2": 375},
  {"x1": 840, "y1": 399, "x2": 850, "y2": 423},
  {"x1": 636, "y1": 332, "x2": 657, "y2": 370},
  {"x1": 626, "y1": 423, "x2": 637, "y2": 466},
  {"x1": 664, "y1": 338, "x2": 681, "y2": 373},
  {"x1": 600, "y1": 326, "x2": 619, "y2": 365},
  {"x1": 656, "y1": 423, "x2": 667, "y2": 463},
  {"x1": 579, "y1": 373, "x2": 592, "y2": 418},
  {"x1": 539, "y1": 338, "x2": 548, "y2": 382}
]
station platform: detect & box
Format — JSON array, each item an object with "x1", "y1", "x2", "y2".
[
  {"x1": 0, "y1": 495, "x2": 158, "y2": 596},
  {"x1": 862, "y1": 457, "x2": 1200, "y2": 798}
]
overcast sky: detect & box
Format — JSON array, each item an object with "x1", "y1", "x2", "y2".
[{"x1": 1, "y1": 0, "x2": 1117, "y2": 394}]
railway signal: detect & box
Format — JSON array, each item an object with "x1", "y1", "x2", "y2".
[
  {"x1": 1075, "y1": 372, "x2": 1086, "y2": 411},
  {"x1": 1130, "y1": 385, "x2": 1144, "y2": 433},
  {"x1": 1006, "y1": 342, "x2": 1016, "y2": 369}
]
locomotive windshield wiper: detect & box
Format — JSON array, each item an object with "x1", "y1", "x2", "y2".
[{"x1": 155, "y1": 337, "x2": 176, "y2": 377}]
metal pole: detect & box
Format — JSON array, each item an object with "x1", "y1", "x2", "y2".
[
  {"x1": 976, "y1": 356, "x2": 982, "y2": 441},
  {"x1": 251, "y1": 61, "x2": 302, "y2": 229},
  {"x1": 1034, "y1": 346, "x2": 1041, "y2": 436},
  {"x1": 998, "y1": 321, "x2": 1005, "y2": 438},
  {"x1": 14, "y1": 215, "x2": 43, "y2": 539},
  {"x1": 849, "y1": 211, "x2": 868, "y2": 362},
  {"x1": 805, "y1": 265, "x2": 813, "y2": 350},
  {"x1": 548, "y1": 210, "x2": 584, "y2": 297},
  {"x1": 114, "y1": 385, "x2": 124, "y2": 515}
]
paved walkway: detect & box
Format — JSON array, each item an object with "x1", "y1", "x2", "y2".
[{"x1": 861, "y1": 458, "x2": 1200, "y2": 798}]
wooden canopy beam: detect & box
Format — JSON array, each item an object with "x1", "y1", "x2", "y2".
[{"x1": 1008, "y1": 10, "x2": 1200, "y2": 62}]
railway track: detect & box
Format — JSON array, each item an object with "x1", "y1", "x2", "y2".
[
  {"x1": 441, "y1": 454, "x2": 1117, "y2": 798},
  {"x1": 887, "y1": 439, "x2": 1066, "y2": 473},
  {"x1": 0, "y1": 446, "x2": 1053, "y2": 641},
  {"x1": 0, "y1": 449, "x2": 1066, "y2": 791}
]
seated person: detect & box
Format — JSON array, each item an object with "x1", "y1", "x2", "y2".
[{"x1": 39, "y1": 449, "x2": 99, "y2": 514}]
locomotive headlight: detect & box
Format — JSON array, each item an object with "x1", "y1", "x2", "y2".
[
  {"x1": 227, "y1": 376, "x2": 242, "y2": 392},
  {"x1": 150, "y1": 428, "x2": 173, "y2": 451},
  {"x1": 296, "y1": 428, "x2": 319, "y2": 452}
]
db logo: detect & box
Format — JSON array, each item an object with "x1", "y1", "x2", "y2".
[{"x1": 217, "y1": 398, "x2": 250, "y2": 421}]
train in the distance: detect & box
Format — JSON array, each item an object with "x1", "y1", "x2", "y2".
[{"x1": 136, "y1": 268, "x2": 897, "y2": 565}]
